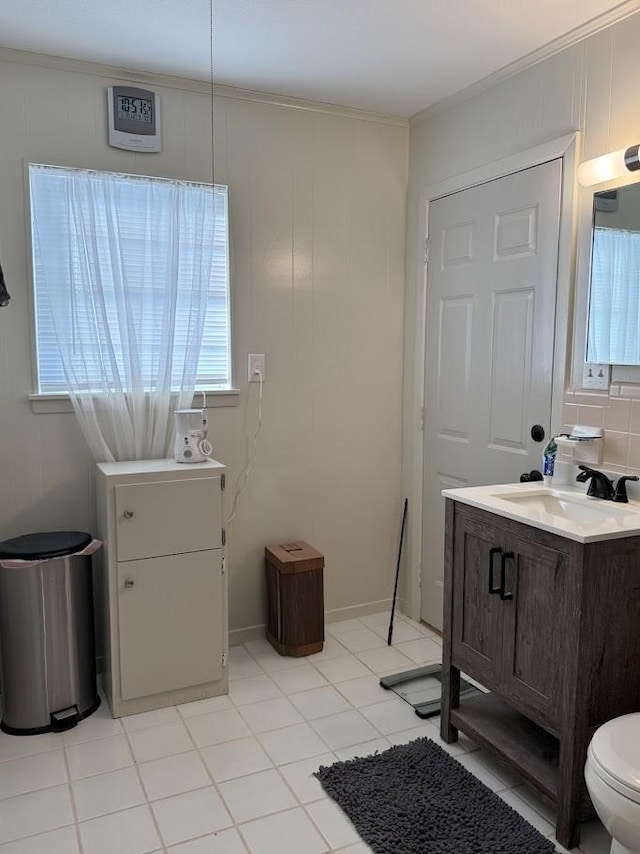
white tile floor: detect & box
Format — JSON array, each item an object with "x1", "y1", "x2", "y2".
[{"x1": 0, "y1": 612, "x2": 612, "y2": 853}]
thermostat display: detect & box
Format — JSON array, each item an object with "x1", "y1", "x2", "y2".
[{"x1": 107, "y1": 86, "x2": 161, "y2": 152}]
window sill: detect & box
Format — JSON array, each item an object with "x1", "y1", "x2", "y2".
[{"x1": 29, "y1": 389, "x2": 241, "y2": 415}]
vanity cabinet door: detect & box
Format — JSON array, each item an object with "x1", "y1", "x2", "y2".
[
  {"x1": 500, "y1": 534, "x2": 570, "y2": 731},
  {"x1": 450, "y1": 508, "x2": 506, "y2": 691}
]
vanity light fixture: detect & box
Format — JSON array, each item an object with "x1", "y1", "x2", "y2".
[{"x1": 578, "y1": 144, "x2": 640, "y2": 186}]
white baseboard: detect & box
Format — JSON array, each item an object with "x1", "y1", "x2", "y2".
[
  {"x1": 229, "y1": 598, "x2": 397, "y2": 647},
  {"x1": 324, "y1": 598, "x2": 393, "y2": 623},
  {"x1": 395, "y1": 597, "x2": 413, "y2": 621},
  {"x1": 229, "y1": 624, "x2": 268, "y2": 647}
]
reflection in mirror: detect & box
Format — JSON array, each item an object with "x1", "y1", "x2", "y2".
[{"x1": 587, "y1": 183, "x2": 640, "y2": 364}]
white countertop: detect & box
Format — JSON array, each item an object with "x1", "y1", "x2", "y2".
[{"x1": 442, "y1": 482, "x2": 640, "y2": 543}]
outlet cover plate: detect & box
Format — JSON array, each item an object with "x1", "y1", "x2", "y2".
[
  {"x1": 582, "y1": 363, "x2": 610, "y2": 390},
  {"x1": 248, "y1": 354, "x2": 266, "y2": 382}
]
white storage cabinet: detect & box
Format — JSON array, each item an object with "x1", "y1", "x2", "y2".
[{"x1": 96, "y1": 459, "x2": 227, "y2": 717}]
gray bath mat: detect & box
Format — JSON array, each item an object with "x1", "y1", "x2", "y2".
[{"x1": 314, "y1": 737, "x2": 556, "y2": 853}]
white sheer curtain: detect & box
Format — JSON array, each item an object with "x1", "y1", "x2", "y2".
[
  {"x1": 588, "y1": 226, "x2": 640, "y2": 364},
  {"x1": 30, "y1": 165, "x2": 214, "y2": 462}
]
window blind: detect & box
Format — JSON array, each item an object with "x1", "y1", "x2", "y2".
[
  {"x1": 588, "y1": 226, "x2": 640, "y2": 364},
  {"x1": 29, "y1": 164, "x2": 231, "y2": 394}
]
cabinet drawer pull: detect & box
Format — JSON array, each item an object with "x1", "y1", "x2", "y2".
[
  {"x1": 499, "y1": 552, "x2": 515, "y2": 601},
  {"x1": 123, "y1": 509, "x2": 135, "y2": 520},
  {"x1": 124, "y1": 579, "x2": 135, "y2": 589},
  {"x1": 488, "y1": 547, "x2": 502, "y2": 594}
]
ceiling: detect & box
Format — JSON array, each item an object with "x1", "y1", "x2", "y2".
[{"x1": 0, "y1": 0, "x2": 634, "y2": 117}]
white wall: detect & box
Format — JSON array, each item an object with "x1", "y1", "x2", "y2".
[
  {"x1": 0, "y1": 50, "x2": 409, "y2": 639},
  {"x1": 402, "y1": 12, "x2": 640, "y2": 617}
]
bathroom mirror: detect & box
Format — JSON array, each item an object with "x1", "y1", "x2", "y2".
[{"x1": 586, "y1": 182, "x2": 640, "y2": 364}]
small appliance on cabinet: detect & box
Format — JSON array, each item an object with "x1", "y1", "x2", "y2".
[{"x1": 96, "y1": 458, "x2": 227, "y2": 717}]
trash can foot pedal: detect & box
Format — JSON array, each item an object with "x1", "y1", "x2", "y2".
[
  {"x1": 0, "y1": 696, "x2": 100, "y2": 736},
  {"x1": 50, "y1": 705, "x2": 79, "y2": 732}
]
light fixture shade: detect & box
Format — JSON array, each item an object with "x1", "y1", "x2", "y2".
[{"x1": 578, "y1": 145, "x2": 640, "y2": 186}]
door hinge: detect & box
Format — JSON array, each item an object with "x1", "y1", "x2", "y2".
[
  {"x1": 419, "y1": 406, "x2": 425, "y2": 431},
  {"x1": 221, "y1": 555, "x2": 226, "y2": 575},
  {"x1": 424, "y1": 237, "x2": 430, "y2": 265},
  {"x1": 222, "y1": 651, "x2": 227, "y2": 667},
  {"x1": 220, "y1": 473, "x2": 226, "y2": 491},
  {"x1": 221, "y1": 528, "x2": 226, "y2": 546},
  {"x1": 418, "y1": 566, "x2": 423, "y2": 588}
]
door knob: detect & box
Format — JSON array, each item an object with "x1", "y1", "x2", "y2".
[
  {"x1": 123, "y1": 509, "x2": 135, "y2": 519},
  {"x1": 520, "y1": 469, "x2": 543, "y2": 482},
  {"x1": 124, "y1": 579, "x2": 134, "y2": 589},
  {"x1": 530, "y1": 425, "x2": 545, "y2": 442}
]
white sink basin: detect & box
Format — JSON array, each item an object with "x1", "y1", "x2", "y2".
[
  {"x1": 441, "y1": 482, "x2": 640, "y2": 542},
  {"x1": 496, "y1": 490, "x2": 636, "y2": 523}
]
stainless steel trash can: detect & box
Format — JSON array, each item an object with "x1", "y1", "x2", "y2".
[{"x1": 0, "y1": 531, "x2": 101, "y2": 735}]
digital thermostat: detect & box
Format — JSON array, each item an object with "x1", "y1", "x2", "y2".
[{"x1": 107, "y1": 86, "x2": 161, "y2": 153}]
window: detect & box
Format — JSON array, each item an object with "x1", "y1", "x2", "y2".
[{"x1": 29, "y1": 164, "x2": 231, "y2": 394}]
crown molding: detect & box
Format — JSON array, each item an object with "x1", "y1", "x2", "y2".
[
  {"x1": 0, "y1": 47, "x2": 408, "y2": 128},
  {"x1": 212, "y1": 83, "x2": 407, "y2": 126},
  {"x1": 410, "y1": 0, "x2": 640, "y2": 127}
]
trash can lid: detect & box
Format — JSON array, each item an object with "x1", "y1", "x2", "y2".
[{"x1": 0, "y1": 531, "x2": 93, "y2": 560}]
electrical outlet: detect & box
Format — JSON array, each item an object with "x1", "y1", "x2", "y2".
[
  {"x1": 582, "y1": 363, "x2": 610, "y2": 390},
  {"x1": 248, "y1": 354, "x2": 266, "y2": 382}
]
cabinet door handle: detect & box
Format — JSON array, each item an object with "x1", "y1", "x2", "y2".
[
  {"x1": 124, "y1": 579, "x2": 135, "y2": 589},
  {"x1": 123, "y1": 509, "x2": 135, "y2": 520},
  {"x1": 499, "y1": 552, "x2": 515, "y2": 600},
  {"x1": 488, "y1": 547, "x2": 502, "y2": 594}
]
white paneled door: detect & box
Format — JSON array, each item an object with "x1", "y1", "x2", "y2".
[{"x1": 421, "y1": 159, "x2": 562, "y2": 630}]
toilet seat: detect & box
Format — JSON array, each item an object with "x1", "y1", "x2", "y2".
[{"x1": 588, "y1": 713, "x2": 640, "y2": 804}]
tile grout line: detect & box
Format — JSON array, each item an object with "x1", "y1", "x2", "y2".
[
  {"x1": 120, "y1": 713, "x2": 172, "y2": 853},
  {"x1": 233, "y1": 644, "x2": 341, "y2": 763},
  {"x1": 61, "y1": 738, "x2": 86, "y2": 854},
  {"x1": 0, "y1": 737, "x2": 62, "y2": 764},
  {"x1": 0, "y1": 617, "x2": 438, "y2": 847},
  {"x1": 232, "y1": 637, "x2": 384, "y2": 851},
  {"x1": 154, "y1": 706, "x2": 239, "y2": 851},
  {"x1": 0, "y1": 614, "x2": 609, "y2": 853}
]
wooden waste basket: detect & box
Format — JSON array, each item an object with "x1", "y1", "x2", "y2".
[{"x1": 265, "y1": 541, "x2": 324, "y2": 656}]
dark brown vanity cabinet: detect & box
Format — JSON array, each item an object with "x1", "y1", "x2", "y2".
[
  {"x1": 451, "y1": 509, "x2": 569, "y2": 731},
  {"x1": 441, "y1": 499, "x2": 640, "y2": 849}
]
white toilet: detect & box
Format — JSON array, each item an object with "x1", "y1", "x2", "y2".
[{"x1": 585, "y1": 713, "x2": 640, "y2": 853}]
